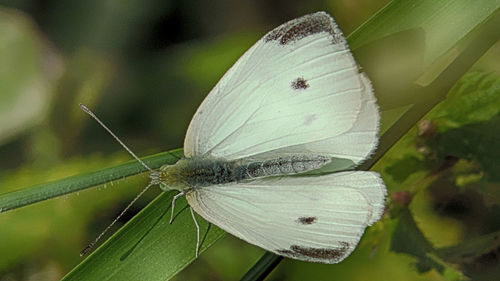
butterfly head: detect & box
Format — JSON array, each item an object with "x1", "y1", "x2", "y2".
[{"x1": 150, "y1": 162, "x2": 188, "y2": 192}]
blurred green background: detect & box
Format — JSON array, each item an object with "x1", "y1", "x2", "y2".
[{"x1": 0, "y1": 0, "x2": 499, "y2": 280}]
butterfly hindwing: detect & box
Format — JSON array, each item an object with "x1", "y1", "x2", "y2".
[
  {"x1": 186, "y1": 171, "x2": 386, "y2": 263},
  {"x1": 184, "y1": 12, "x2": 377, "y2": 165}
]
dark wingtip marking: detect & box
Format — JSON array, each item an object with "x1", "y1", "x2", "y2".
[
  {"x1": 291, "y1": 77, "x2": 309, "y2": 90},
  {"x1": 276, "y1": 242, "x2": 350, "y2": 262},
  {"x1": 264, "y1": 12, "x2": 344, "y2": 45},
  {"x1": 296, "y1": 216, "x2": 316, "y2": 225}
]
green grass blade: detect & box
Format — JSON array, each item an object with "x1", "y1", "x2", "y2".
[
  {"x1": 0, "y1": 149, "x2": 183, "y2": 212},
  {"x1": 62, "y1": 191, "x2": 225, "y2": 281},
  {"x1": 349, "y1": 0, "x2": 500, "y2": 66}
]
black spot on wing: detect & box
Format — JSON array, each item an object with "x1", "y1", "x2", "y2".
[
  {"x1": 291, "y1": 77, "x2": 309, "y2": 90},
  {"x1": 296, "y1": 216, "x2": 317, "y2": 224},
  {"x1": 264, "y1": 12, "x2": 345, "y2": 45},
  {"x1": 276, "y1": 242, "x2": 350, "y2": 262}
]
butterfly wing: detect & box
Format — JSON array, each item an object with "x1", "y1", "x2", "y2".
[
  {"x1": 186, "y1": 171, "x2": 386, "y2": 263},
  {"x1": 184, "y1": 12, "x2": 378, "y2": 167}
]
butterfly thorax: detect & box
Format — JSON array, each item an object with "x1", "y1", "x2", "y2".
[{"x1": 152, "y1": 155, "x2": 331, "y2": 192}]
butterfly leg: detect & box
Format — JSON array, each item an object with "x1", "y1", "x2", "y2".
[
  {"x1": 190, "y1": 206, "x2": 200, "y2": 258},
  {"x1": 169, "y1": 192, "x2": 185, "y2": 224}
]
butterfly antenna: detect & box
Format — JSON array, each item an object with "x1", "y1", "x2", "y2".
[
  {"x1": 79, "y1": 104, "x2": 152, "y2": 172},
  {"x1": 80, "y1": 182, "x2": 154, "y2": 256},
  {"x1": 79, "y1": 104, "x2": 155, "y2": 256}
]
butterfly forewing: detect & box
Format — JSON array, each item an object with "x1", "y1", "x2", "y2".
[
  {"x1": 256, "y1": 74, "x2": 379, "y2": 166},
  {"x1": 184, "y1": 12, "x2": 375, "y2": 164}
]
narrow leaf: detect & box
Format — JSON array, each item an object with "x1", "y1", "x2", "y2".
[{"x1": 0, "y1": 150, "x2": 183, "y2": 212}]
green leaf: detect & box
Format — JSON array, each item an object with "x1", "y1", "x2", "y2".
[
  {"x1": 430, "y1": 114, "x2": 500, "y2": 182},
  {"x1": 385, "y1": 155, "x2": 428, "y2": 183},
  {"x1": 390, "y1": 209, "x2": 443, "y2": 273},
  {"x1": 0, "y1": 154, "x2": 153, "y2": 272},
  {"x1": 380, "y1": 72, "x2": 500, "y2": 280},
  {"x1": 62, "y1": 191, "x2": 225, "y2": 281},
  {"x1": 390, "y1": 211, "x2": 467, "y2": 280},
  {"x1": 422, "y1": 72, "x2": 500, "y2": 182},
  {"x1": 385, "y1": 72, "x2": 500, "y2": 184},
  {"x1": 434, "y1": 72, "x2": 500, "y2": 127},
  {"x1": 349, "y1": 0, "x2": 500, "y2": 69},
  {"x1": 0, "y1": 150, "x2": 182, "y2": 212},
  {"x1": 437, "y1": 229, "x2": 500, "y2": 264},
  {"x1": 436, "y1": 230, "x2": 500, "y2": 281}
]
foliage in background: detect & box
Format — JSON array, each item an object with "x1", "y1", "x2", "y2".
[{"x1": 385, "y1": 72, "x2": 500, "y2": 280}]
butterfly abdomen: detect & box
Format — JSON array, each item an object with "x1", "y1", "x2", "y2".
[{"x1": 234, "y1": 155, "x2": 331, "y2": 180}]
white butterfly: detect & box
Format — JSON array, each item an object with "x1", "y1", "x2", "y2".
[
  {"x1": 153, "y1": 11, "x2": 386, "y2": 264},
  {"x1": 82, "y1": 11, "x2": 386, "y2": 264}
]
